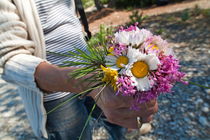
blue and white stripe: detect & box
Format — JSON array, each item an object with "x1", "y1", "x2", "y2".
[{"x1": 35, "y1": 0, "x2": 87, "y2": 102}]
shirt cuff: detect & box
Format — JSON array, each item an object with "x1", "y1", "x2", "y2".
[{"x1": 2, "y1": 54, "x2": 47, "y2": 92}]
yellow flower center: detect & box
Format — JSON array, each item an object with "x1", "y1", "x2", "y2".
[
  {"x1": 116, "y1": 56, "x2": 129, "y2": 68},
  {"x1": 148, "y1": 44, "x2": 159, "y2": 50},
  {"x1": 131, "y1": 61, "x2": 149, "y2": 78}
]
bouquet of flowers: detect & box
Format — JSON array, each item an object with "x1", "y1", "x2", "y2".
[{"x1": 63, "y1": 24, "x2": 186, "y2": 109}]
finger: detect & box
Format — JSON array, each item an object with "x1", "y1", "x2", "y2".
[
  {"x1": 104, "y1": 108, "x2": 137, "y2": 121},
  {"x1": 138, "y1": 99, "x2": 157, "y2": 109},
  {"x1": 112, "y1": 95, "x2": 134, "y2": 108},
  {"x1": 138, "y1": 101, "x2": 158, "y2": 114},
  {"x1": 117, "y1": 96, "x2": 133, "y2": 108},
  {"x1": 110, "y1": 101, "x2": 158, "y2": 120}
]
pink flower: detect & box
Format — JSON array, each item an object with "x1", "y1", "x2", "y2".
[
  {"x1": 142, "y1": 35, "x2": 173, "y2": 56},
  {"x1": 116, "y1": 76, "x2": 137, "y2": 96},
  {"x1": 119, "y1": 23, "x2": 139, "y2": 32},
  {"x1": 113, "y1": 43, "x2": 127, "y2": 55}
]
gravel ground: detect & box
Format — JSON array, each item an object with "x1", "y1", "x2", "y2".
[
  {"x1": 0, "y1": 78, "x2": 37, "y2": 140},
  {"x1": 0, "y1": 3, "x2": 209, "y2": 140}
]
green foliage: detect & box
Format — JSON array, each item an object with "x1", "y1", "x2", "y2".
[
  {"x1": 81, "y1": 0, "x2": 108, "y2": 9},
  {"x1": 62, "y1": 25, "x2": 113, "y2": 84},
  {"x1": 126, "y1": 6, "x2": 134, "y2": 11},
  {"x1": 88, "y1": 25, "x2": 114, "y2": 49},
  {"x1": 200, "y1": 8, "x2": 210, "y2": 17},
  {"x1": 166, "y1": 16, "x2": 177, "y2": 22},
  {"x1": 82, "y1": 0, "x2": 94, "y2": 8},
  {"x1": 155, "y1": 28, "x2": 165, "y2": 35},
  {"x1": 181, "y1": 9, "x2": 190, "y2": 21},
  {"x1": 128, "y1": 10, "x2": 148, "y2": 25},
  {"x1": 180, "y1": 6, "x2": 210, "y2": 22},
  {"x1": 191, "y1": 5, "x2": 202, "y2": 17},
  {"x1": 191, "y1": 5, "x2": 210, "y2": 17},
  {"x1": 100, "y1": 0, "x2": 109, "y2": 4}
]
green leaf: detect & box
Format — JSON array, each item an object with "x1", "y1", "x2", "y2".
[
  {"x1": 62, "y1": 61, "x2": 92, "y2": 66},
  {"x1": 67, "y1": 51, "x2": 93, "y2": 61},
  {"x1": 47, "y1": 51, "x2": 72, "y2": 57}
]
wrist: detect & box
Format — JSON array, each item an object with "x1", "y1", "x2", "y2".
[
  {"x1": 58, "y1": 67, "x2": 86, "y2": 93},
  {"x1": 35, "y1": 62, "x2": 62, "y2": 92}
]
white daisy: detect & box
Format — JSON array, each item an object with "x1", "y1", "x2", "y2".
[
  {"x1": 105, "y1": 55, "x2": 129, "y2": 71},
  {"x1": 124, "y1": 47, "x2": 160, "y2": 91},
  {"x1": 145, "y1": 35, "x2": 174, "y2": 56},
  {"x1": 114, "y1": 28, "x2": 152, "y2": 47}
]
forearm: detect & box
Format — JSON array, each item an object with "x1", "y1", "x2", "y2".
[{"x1": 34, "y1": 62, "x2": 91, "y2": 93}]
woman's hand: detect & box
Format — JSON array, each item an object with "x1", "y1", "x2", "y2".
[
  {"x1": 34, "y1": 62, "x2": 89, "y2": 93},
  {"x1": 35, "y1": 62, "x2": 158, "y2": 129},
  {"x1": 89, "y1": 86, "x2": 158, "y2": 129}
]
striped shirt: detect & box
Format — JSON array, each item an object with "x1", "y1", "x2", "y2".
[{"x1": 35, "y1": 0, "x2": 87, "y2": 102}]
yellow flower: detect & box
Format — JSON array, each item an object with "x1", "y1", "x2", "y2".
[
  {"x1": 108, "y1": 47, "x2": 114, "y2": 53},
  {"x1": 108, "y1": 47, "x2": 114, "y2": 56},
  {"x1": 101, "y1": 65, "x2": 118, "y2": 90}
]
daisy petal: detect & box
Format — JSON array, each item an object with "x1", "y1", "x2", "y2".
[
  {"x1": 105, "y1": 55, "x2": 116, "y2": 61},
  {"x1": 110, "y1": 66, "x2": 119, "y2": 71},
  {"x1": 136, "y1": 77, "x2": 152, "y2": 91},
  {"x1": 145, "y1": 54, "x2": 160, "y2": 70}
]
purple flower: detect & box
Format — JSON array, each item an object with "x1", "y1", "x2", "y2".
[
  {"x1": 116, "y1": 76, "x2": 137, "y2": 96},
  {"x1": 113, "y1": 43, "x2": 127, "y2": 55}
]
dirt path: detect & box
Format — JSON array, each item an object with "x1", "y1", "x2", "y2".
[{"x1": 89, "y1": 0, "x2": 210, "y2": 33}]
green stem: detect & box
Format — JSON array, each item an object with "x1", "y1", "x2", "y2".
[
  {"x1": 78, "y1": 101, "x2": 97, "y2": 140},
  {"x1": 78, "y1": 84, "x2": 107, "y2": 140},
  {"x1": 188, "y1": 81, "x2": 210, "y2": 89},
  {"x1": 46, "y1": 85, "x2": 102, "y2": 115}
]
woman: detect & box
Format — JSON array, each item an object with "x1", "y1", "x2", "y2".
[{"x1": 0, "y1": 0, "x2": 158, "y2": 139}]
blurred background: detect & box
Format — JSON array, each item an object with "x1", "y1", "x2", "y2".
[{"x1": 0, "y1": 0, "x2": 209, "y2": 139}]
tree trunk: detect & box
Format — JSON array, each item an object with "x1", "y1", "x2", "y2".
[
  {"x1": 94, "y1": 0, "x2": 103, "y2": 11},
  {"x1": 108, "y1": 0, "x2": 116, "y2": 8}
]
